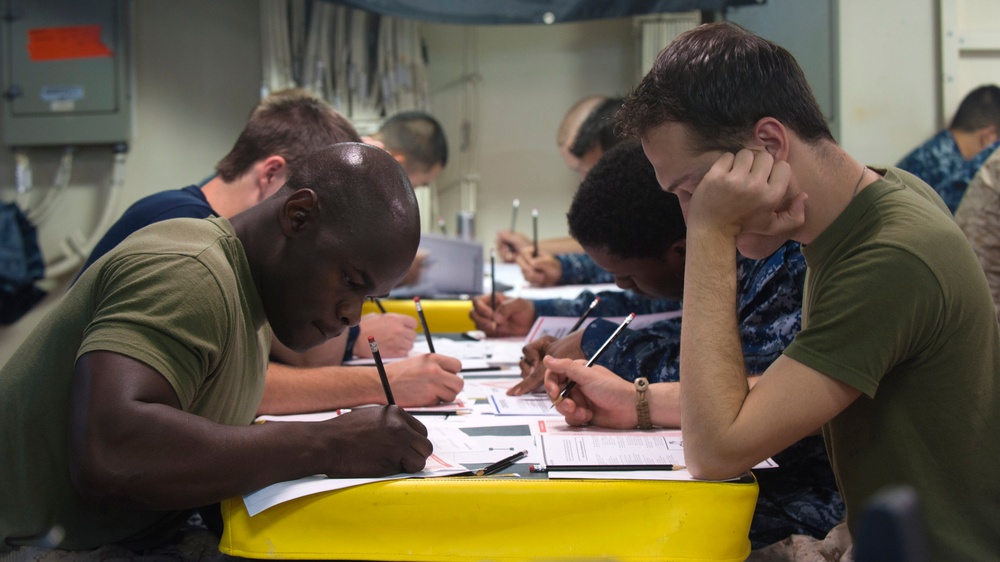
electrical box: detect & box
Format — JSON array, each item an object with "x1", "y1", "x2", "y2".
[{"x1": 1, "y1": 0, "x2": 132, "y2": 146}]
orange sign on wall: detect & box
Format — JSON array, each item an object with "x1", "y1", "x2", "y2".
[{"x1": 27, "y1": 25, "x2": 113, "y2": 62}]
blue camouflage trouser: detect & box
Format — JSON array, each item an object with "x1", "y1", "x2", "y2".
[{"x1": 749, "y1": 435, "x2": 846, "y2": 549}]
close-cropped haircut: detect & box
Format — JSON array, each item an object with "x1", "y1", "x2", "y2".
[
  {"x1": 569, "y1": 97, "x2": 625, "y2": 158},
  {"x1": 377, "y1": 111, "x2": 449, "y2": 171},
  {"x1": 215, "y1": 88, "x2": 361, "y2": 182},
  {"x1": 617, "y1": 22, "x2": 833, "y2": 153},
  {"x1": 567, "y1": 141, "x2": 685, "y2": 260},
  {"x1": 950, "y1": 84, "x2": 1000, "y2": 132}
]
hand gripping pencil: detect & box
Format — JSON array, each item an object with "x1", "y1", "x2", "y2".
[
  {"x1": 414, "y1": 296, "x2": 435, "y2": 353},
  {"x1": 368, "y1": 336, "x2": 395, "y2": 405},
  {"x1": 552, "y1": 312, "x2": 635, "y2": 406}
]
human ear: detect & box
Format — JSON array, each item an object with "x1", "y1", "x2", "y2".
[
  {"x1": 752, "y1": 118, "x2": 790, "y2": 162},
  {"x1": 280, "y1": 188, "x2": 318, "y2": 236},
  {"x1": 258, "y1": 156, "x2": 288, "y2": 200}
]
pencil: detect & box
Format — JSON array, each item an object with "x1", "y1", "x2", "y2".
[
  {"x1": 373, "y1": 297, "x2": 387, "y2": 314},
  {"x1": 413, "y1": 296, "x2": 435, "y2": 353},
  {"x1": 569, "y1": 297, "x2": 600, "y2": 332},
  {"x1": 531, "y1": 208, "x2": 539, "y2": 257},
  {"x1": 530, "y1": 464, "x2": 684, "y2": 473},
  {"x1": 552, "y1": 312, "x2": 636, "y2": 406},
  {"x1": 477, "y1": 449, "x2": 529, "y2": 476},
  {"x1": 407, "y1": 409, "x2": 472, "y2": 416},
  {"x1": 490, "y1": 248, "x2": 497, "y2": 332},
  {"x1": 368, "y1": 336, "x2": 395, "y2": 405},
  {"x1": 510, "y1": 198, "x2": 520, "y2": 232}
]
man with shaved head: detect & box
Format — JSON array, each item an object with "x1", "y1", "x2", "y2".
[{"x1": 0, "y1": 143, "x2": 429, "y2": 553}]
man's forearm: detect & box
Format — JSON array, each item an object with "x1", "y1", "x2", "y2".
[
  {"x1": 678, "y1": 226, "x2": 748, "y2": 473},
  {"x1": 258, "y1": 362, "x2": 383, "y2": 415},
  {"x1": 539, "y1": 237, "x2": 584, "y2": 255}
]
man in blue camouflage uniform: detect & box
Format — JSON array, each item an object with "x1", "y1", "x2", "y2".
[
  {"x1": 472, "y1": 143, "x2": 844, "y2": 549},
  {"x1": 897, "y1": 84, "x2": 1000, "y2": 212}
]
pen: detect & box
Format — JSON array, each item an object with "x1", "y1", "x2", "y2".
[
  {"x1": 531, "y1": 208, "x2": 539, "y2": 258},
  {"x1": 373, "y1": 297, "x2": 387, "y2": 314},
  {"x1": 414, "y1": 296, "x2": 435, "y2": 353},
  {"x1": 490, "y1": 248, "x2": 497, "y2": 332},
  {"x1": 569, "y1": 297, "x2": 600, "y2": 333},
  {"x1": 529, "y1": 464, "x2": 684, "y2": 473},
  {"x1": 510, "y1": 198, "x2": 520, "y2": 233},
  {"x1": 477, "y1": 449, "x2": 529, "y2": 476},
  {"x1": 368, "y1": 336, "x2": 395, "y2": 405},
  {"x1": 552, "y1": 312, "x2": 635, "y2": 406}
]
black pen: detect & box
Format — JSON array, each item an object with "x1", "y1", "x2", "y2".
[
  {"x1": 569, "y1": 297, "x2": 600, "y2": 333},
  {"x1": 530, "y1": 464, "x2": 683, "y2": 473},
  {"x1": 477, "y1": 449, "x2": 528, "y2": 476},
  {"x1": 373, "y1": 297, "x2": 387, "y2": 314},
  {"x1": 413, "y1": 296, "x2": 435, "y2": 353},
  {"x1": 368, "y1": 336, "x2": 395, "y2": 405},
  {"x1": 552, "y1": 312, "x2": 635, "y2": 405},
  {"x1": 531, "y1": 208, "x2": 539, "y2": 257}
]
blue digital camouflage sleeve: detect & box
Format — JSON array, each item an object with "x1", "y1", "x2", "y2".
[
  {"x1": 582, "y1": 318, "x2": 682, "y2": 382},
  {"x1": 896, "y1": 130, "x2": 960, "y2": 191},
  {"x1": 555, "y1": 253, "x2": 614, "y2": 285},
  {"x1": 934, "y1": 139, "x2": 1000, "y2": 212},
  {"x1": 894, "y1": 130, "x2": 1000, "y2": 213},
  {"x1": 579, "y1": 241, "x2": 806, "y2": 383},
  {"x1": 533, "y1": 289, "x2": 681, "y2": 318}
]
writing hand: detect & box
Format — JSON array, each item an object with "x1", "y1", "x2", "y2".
[
  {"x1": 508, "y1": 332, "x2": 585, "y2": 396},
  {"x1": 495, "y1": 230, "x2": 530, "y2": 263},
  {"x1": 321, "y1": 406, "x2": 432, "y2": 477},
  {"x1": 355, "y1": 313, "x2": 418, "y2": 358},
  {"x1": 515, "y1": 251, "x2": 562, "y2": 287},
  {"x1": 469, "y1": 294, "x2": 535, "y2": 337},
  {"x1": 542, "y1": 356, "x2": 638, "y2": 429},
  {"x1": 385, "y1": 354, "x2": 464, "y2": 407}
]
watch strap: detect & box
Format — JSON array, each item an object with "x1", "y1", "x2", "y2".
[{"x1": 635, "y1": 377, "x2": 653, "y2": 429}]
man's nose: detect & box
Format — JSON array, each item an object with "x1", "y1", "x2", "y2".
[{"x1": 340, "y1": 295, "x2": 365, "y2": 327}]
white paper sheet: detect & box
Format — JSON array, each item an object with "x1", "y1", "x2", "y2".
[
  {"x1": 242, "y1": 453, "x2": 469, "y2": 516},
  {"x1": 524, "y1": 309, "x2": 682, "y2": 343}
]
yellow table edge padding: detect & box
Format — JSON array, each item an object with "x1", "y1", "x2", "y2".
[
  {"x1": 220, "y1": 476, "x2": 758, "y2": 561},
  {"x1": 362, "y1": 299, "x2": 475, "y2": 334}
]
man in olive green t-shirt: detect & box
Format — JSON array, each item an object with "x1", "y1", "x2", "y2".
[
  {"x1": 544, "y1": 23, "x2": 1000, "y2": 560},
  {"x1": 0, "y1": 143, "x2": 434, "y2": 552}
]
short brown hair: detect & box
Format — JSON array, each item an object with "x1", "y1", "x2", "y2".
[
  {"x1": 617, "y1": 22, "x2": 832, "y2": 153},
  {"x1": 215, "y1": 89, "x2": 361, "y2": 182}
]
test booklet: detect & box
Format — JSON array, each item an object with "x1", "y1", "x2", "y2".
[
  {"x1": 525, "y1": 309, "x2": 682, "y2": 343},
  {"x1": 489, "y1": 393, "x2": 563, "y2": 416},
  {"x1": 537, "y1": 428, "x2": 778, "y2": 481}
]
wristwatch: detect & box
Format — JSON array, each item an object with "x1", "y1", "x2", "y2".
[{"x1": 635, "y1": 377, "x2": 653, "y2": 429}]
